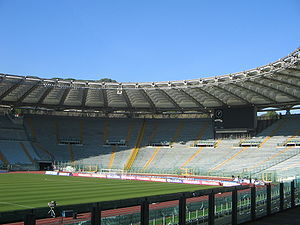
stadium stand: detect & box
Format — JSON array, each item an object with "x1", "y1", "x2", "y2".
[
  {"x1": 0, "y1": 116, "x2": 40, "y2": 169},
  {"x1": 0, "y1": 112, "x2": 299, "y2": 180}
]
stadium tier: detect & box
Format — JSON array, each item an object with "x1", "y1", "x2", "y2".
[{"x1": 0, "y1": 113, "x2": 299, "y2": 180}]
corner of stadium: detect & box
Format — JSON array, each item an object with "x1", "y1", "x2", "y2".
[{"x1": 0, "y1": 48, "x2": 300, "y2": 225}]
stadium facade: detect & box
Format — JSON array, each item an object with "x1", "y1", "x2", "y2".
[{"x1": 0, "y1": 48, "x2": 299, "y2": 179}]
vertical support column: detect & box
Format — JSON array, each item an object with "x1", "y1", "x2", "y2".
[
  {"x1": 24, "y1": 213, "x2": 36, "y2": 225},
  {"x1": 280, "y1": 182, "x2": 284, "y2": 211},
  {"x1": 141, "y1": 199, "x2": 149, "y2": 225},
  {"x1": 208, "y1": 192, "x2": 215, "y2": 225},
  {"x1": 266, "y1": 184, "x2": 271, "y2": 215},
  {"x1": 232, "y1": 189, "x2": 238, "y2": 225},
  {"x1": 251, "y1": 186, "x2": 256, "y2": 220},
  {"x1": 291, "y1": 180, "x2": 295, "y2": 208},
  {"x1": 179, "y1": 195, "x2": 186, "y2": 225},
  {"x1": 91, "y1": 205, "x2": 101, "y2": 225}
]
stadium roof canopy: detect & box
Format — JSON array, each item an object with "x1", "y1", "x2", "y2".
[{"x1": 0, "y1": 48, "x2": 300, "y2": 114}]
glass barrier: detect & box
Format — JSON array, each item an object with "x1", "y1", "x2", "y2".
[
  {"x1": 295, "y1": 178, "x2": 300, "y2": 206},
  {"x1": 255, "y1": 186, "x2": 267, "y2": 218},
  {"x1": 100, "y1": 206, "x2": 140, "y2": 225},
  {"x1": 186, "y1": 196, "x2": 209, "y2": 225},
  {"x1": 101, "y1": 213, "x2": 140, "y2": 225},
  {"x1": 31, "y1": 212, "x2": 91, "y2": 225},
  {"x1": 283, "y1": 182, "x2": 291, "y2": 209},
  {"x1": 237, "y1": 188, "x2": 251, "y2": 224},
  {"x1": 271, "y1": 183, "x2": 280, "y2": 214},
  {"x1": 214, "y1": 192, "x2": 232, "y2": 225},
  {"x1": 149, "y1": 200, "x2": 179, "y2": 225}
]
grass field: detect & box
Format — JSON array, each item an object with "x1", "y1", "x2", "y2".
[{"x1": 0, "y1": 173, "x2": 215, "y2": 212}]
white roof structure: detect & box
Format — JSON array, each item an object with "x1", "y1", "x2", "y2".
[{"x1": 0, "y1": 48, "x2": 299, "y2": 114}]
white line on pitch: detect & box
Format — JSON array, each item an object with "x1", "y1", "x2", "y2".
[{"x1": 0, "y1": 201, "x2": 33, "y2": 209}]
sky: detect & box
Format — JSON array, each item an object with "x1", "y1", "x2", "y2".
[{"x1": 0, "y1": 0, "x2": 299, "y2": 83}]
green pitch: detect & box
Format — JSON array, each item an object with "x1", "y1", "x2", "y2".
[{"x1": 0, "y1": 173, "x2": 215, "y2": 212}]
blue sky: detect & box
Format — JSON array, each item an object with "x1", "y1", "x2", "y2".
[{"x1": 0, "y1": 0, "x2": 299, "y2": 82}]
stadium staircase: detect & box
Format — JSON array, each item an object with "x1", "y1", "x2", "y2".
[
  {"x1": 19, "y1": 142, "x2": 35, "y2": 163},
  {"x1": 142, "y1": 147, "x2": 161, "y2": 170},
  {"x1": 257, "y1": 119, "x2": 286, "y2": 148},
  {"x1": 0, "y1": 150, "x2": 9, "y2": 165},
  {"x1": 0, "y1": 116, "x2": 41, "y2": 169},
  {"x1": 181, "y1": 121, "x2": 210, "y2": 168},
  {"x1": 193, "y1": 122, "x2": 210, "y2": 146},
  {"x1": 55, "y1": 120, "x2": 60, "y2": 144},
  {"x1": 180, "y1": 122, "x2": 209, "y2": 168},
  {"x1": 24, "y1": 118, "x2": 53, "y2": 160},
  {"x1": 249, "y1": 130, "x2": 300, "y2": 174},
  {"x1": 125, "y1": 121, "x2": 134, "y2": 144},
  {"x1": 209, "y1": 117, "x2": 288, "y2": 172},
  {"x1": 26, "y1": 117, "x2": 36, "y2": 140},
  {"x1": 124, "y1": 120, "x2": 146, "y2": 170},
  {"x1": 108, "y1": 146, "x2": 116, "y2": 169},
  {"x1": 180, "y1": 146, "x2": 204, "y2": 168},
  {"x1": 31, "y1": 142, "x2": 54, "y2": 160},
  {"x1": 102, "y1": 120, "x2": 109, "y2": 144},
  {"x1": 280, "y1": 156, "x2": 300, "y2": 171},
  {"x1": 145, "y1": 120, "x2": 186, "y2": 169},
  {"x1": 170, "y1": 121, "x2": 184, "y2": 145},
  {"x1": 250, "y1": 148, "x2": 300, "y2": 175},
  {"x1": 209, "y1": 146, "x2": 250, "y2": 171},
  {"x1": 67, "y1": 144, "x2": 75, "y2": 162},
  {"x1": 256, "y1": 117, "x2": 279, "y2": 134},
  {"x1": 129, "y1": 120, "x2": 158, "y2": 169},
  {"x1": 80, "y1": 120, "x2": 84, "y2": 144}
]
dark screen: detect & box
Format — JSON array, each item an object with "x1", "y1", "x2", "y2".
[{"x1": 215, "y1": 107, "x2": 256, "y2": 129}]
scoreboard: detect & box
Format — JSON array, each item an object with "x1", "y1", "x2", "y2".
[{"x1": 214, "y1": 107, "x2": 257, "y2": 129}]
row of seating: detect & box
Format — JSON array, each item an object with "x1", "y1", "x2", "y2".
[{"x1": 0, "y1": 114, "x2": 299, "y2": 178}]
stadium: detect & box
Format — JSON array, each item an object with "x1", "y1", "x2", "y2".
[{"x1": 0, "y1": 47, "x2": 299, "y2": 225}]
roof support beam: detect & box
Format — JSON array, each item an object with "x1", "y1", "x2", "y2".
[
  {"x1": 81, "y1": 88, "x2": 88, "y2": 108},
  {"x1": 231, "y1": 82, "x2": 277, "y2": 103},
  {"x1": 196, "y1": 87, "x2": 226, "y2": 106},
  {"x1": 139, "y1": 89, "x2": 157, "y2": 113},
  {"x1": 122, "y1": 89, "x2": 133, "y2": 112},
  {"x1": 264, "y1": 76, "x2": 300, "y2": 89},
  {"x1": 287, "y1": 68, "x2": 300, "y2": 73},
  {"x1": 37, "y1": 86, "x2": 54, "y2": 105},
  {"x1": 249, "y1": 79, "x2": 300, "y2": 101},
  {"x1": 59, "y1": 88, "x2": 71, "y2": 107},
  {"x1": 0, "y1": 78, "x2": 24, "y2": 101},
  {"x1": 16, "y1": 81, "x2": 41, "y2": 104},
  {"x1": 179, "y1": 89, "x2": 208, "y2": 113},
  {"x1": 157, "y1": 88, "x2": 183, "y2": 112},
  {"x1": 274, "y1": 72, "x2": 300, "y2": 82},
  {"x1": 215, "y1": 84, "x2": 250, "y2": 105}
]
